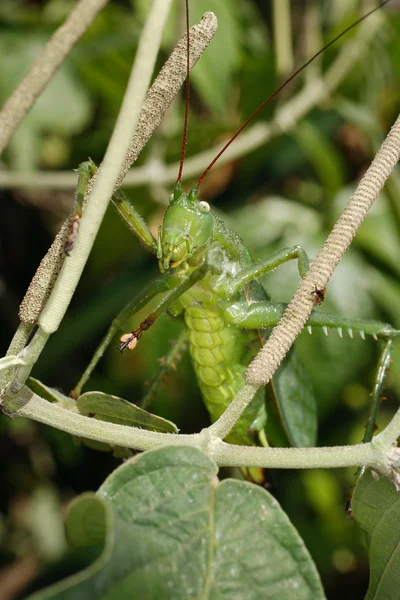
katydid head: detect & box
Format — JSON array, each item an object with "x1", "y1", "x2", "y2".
[{"x1": 158, "y1": 182, "x2": 213, "y2": 274}]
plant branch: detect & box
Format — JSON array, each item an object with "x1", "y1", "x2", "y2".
[
  {"x1": 9, "y1": 387, "x2": 399, "y2": 473},
  {"x1": 0, "y1": 9, "x2": 383, "y2": 192},
  {"x1": 374, "y1": 407, "x2": 400, "y2": 448},
  {"x1": 1, "y1": 0, "x2": 174, "y2": 409},
  {"x1": 0, "y1": 0, "x2": 109, "y2": 156},
  {"x1": 272, "y1": 0, "x2": 293, "y2": 76},
  {"x1": 12, "y1": 12, "x2": 218, "y2": 331},
  {"x1": 37, "y1": 0, "x2": 174, "y2": 335}
]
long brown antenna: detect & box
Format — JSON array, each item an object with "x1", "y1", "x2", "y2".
[
  {"x1": 196, "y1": 0, "x2": 392, "y2": 187},
  {"x1": 177, "y1": 0, "x2": 191, "y2": 183}
]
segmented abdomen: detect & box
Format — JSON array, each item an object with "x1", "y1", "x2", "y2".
[{"x1": 180, "y1": 284, "x2": 262, "y2": 445}]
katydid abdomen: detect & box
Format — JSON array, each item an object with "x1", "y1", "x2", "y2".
[{"x1": 179, "y1": 280, "x2": 265, "y2": 446}]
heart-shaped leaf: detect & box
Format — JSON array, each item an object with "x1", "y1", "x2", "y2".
[
  {"x1": 27, "y1": 446, "x2": 325, "y2": 599},
  {"x1": 352, "y1": 469, "x2": 400, "y2": 600}
]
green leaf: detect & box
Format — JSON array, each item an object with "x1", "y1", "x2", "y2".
[
  {"x1": 271, "y1": 349, "x2": 318, "y2": 447},
  {"x1": 65, "y1": 493, "x2": 108, "y2": 549},
  {"x1": 28, "y1": 378, "x2": 78, "y2": 411},
  {"x1": 293, "y1": 120, "x2": 346, "y2": 201},
  {"x1": 352, "y1": 469, "x2": 400, "y2": 600},
  {"x1": 189, "y1": 0, "x2": 242, "y2": 116},
  {"x1": 77, "y1": 391, "x2": 178, "y2": 434},
  {"x1": 27, "y1": 446, "x2": 325, "y2": 599}
]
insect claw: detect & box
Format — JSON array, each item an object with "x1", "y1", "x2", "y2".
[
  {"x1": 119, "y1": 333, "x2": 138, "y2": 352},
  {"x1": 372, "y1": 333, "x2": 378, "y2": 340},
  {"x1": 307, "y1": 326, "x2": 312, "y2": 335},
  {"x1": 348, "y1": 328, "x2": 353, "y2": 339},
  {"x1": 312, "y1": 285, "x2": 326, "y2": 305},
  {"x1": 337, "y1": 327, "x2": 343, "y2": 338},
  {"x1": 64, "y1": 213, "x2": 80, "y2": 255},
  {"x1": 359, "y1": 330, "x2": 366, "y2": 340},
  {"x1": 322, "y1": 326, "x2": 328, "y2": 336}
]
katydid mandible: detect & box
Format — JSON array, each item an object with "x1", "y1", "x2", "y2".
[{"x1": 70, "y1": 0, "x2": 397, "y2": 457}]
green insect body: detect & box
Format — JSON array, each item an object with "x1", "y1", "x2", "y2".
[{"x1": 160, "y1": 183, "x2": 266, "y2": 446}]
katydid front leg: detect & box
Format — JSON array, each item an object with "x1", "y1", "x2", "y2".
[
  {"x1": 118, "y1": 267, "x2": 205, "y2": 352},
  {"x1": 71, "y1": 268, "x2": 205, "y2": 398},
  {"x1": 66, "y1": 159, "x2": 158, "y2": 255},
  {"x1": 65, "y1": 161, "x2": 95, "y2": 254},
  {"x1": 213, "y1": 245, "x2": 310, "y2": 299},
  {"x1": 111, "y1": 189, "x2": 157, "y2": 254}
]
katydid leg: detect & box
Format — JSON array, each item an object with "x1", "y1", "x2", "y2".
[
  {"x1": 213, "y1": 246, "x2": 310, "y2": 299},
  {"x1": 67, "y1": 159, "x2": 157, "y2": 255},
  {"x1": 221, "y1": 300, "x2": 400, "y2": 340},
  {"x1": 71, "y1": 269, "x2": 204, "y2": 398},
  {"x1": 118, "y1": 267, "x2": 205, "y2": 352},
  {"x1": 111, "y1": 189, "x2": 157, "y2": 254},
  {"x1": 65, "y1": 160, "x2": 96, "y2": 254},
  {"x1": 364, "y1": 338, "x2": 393, "y2": 444}
]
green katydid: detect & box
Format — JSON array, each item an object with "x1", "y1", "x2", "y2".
[{"x1": 69, "y1": 0, "x2": 397, "y2": 462}]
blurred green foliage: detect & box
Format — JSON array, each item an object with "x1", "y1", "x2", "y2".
[{"x1": 1, "y1": 0, "x2": 400, "y2": 598}]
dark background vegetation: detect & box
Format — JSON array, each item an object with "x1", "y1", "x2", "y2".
[{"x1": 1, "y1": 0, "x2": 400, "y2": 598}]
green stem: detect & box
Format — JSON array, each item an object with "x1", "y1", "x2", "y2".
[
  {"x1": 6, "y1": 322, "x2": 34, "y2": 356},
  {"x1": 211, "y1": 439, "x2": 379, "y2": 470},
  {"x1": 2, "y1": 328, "x2": 49, "y2": 413},
  {"x1": 272, "y1": 0, "x2": 293, "y2": 76},
  {"x1": 11, "y1": 388, "x2": 399, "y2": 471},
  {"x1": 374, "y1": 406, "x2": 400, "y2": 449},
  {"x1": 207, "y1": 384, "x2": 260, "y2": 440},
  {"x1": 38, "y1": 0, "x2": 173, "y2": 336}
]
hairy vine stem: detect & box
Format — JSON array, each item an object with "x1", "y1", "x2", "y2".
[
  {"x1": 7, "y1": 387, "x2": 400, "y2": 478},
  {"x1": 1, "y1": 0, "x2": 176, "y2": 397},
  {"x1": 14, "y1": 12, "x2": 217, "y2": 333}
]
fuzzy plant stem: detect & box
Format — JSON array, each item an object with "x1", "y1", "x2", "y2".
[
  {"x1": 1, "y1": 0, "x2": 174, "y2": 408},
  {"x1": 9, "y1": 388, "x2": 400, "y2": 474}
]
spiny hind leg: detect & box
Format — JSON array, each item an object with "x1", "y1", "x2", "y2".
[
  {"x1": 66, "y1": 159, "x2": 157, "y2": 254},
  {"x1": 221, "y1": 299, "x2": 400, "y2": 341},
  {"x1": 222, "y1": 299, "x2": 397, "y2": 452},
  {"x1": 213, "y1": 246, "x2": 310, "y2": 299}
]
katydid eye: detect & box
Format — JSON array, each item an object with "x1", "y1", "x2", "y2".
[{"x1": 198, "y1": 201, "x2": 210, "y2": 213}]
